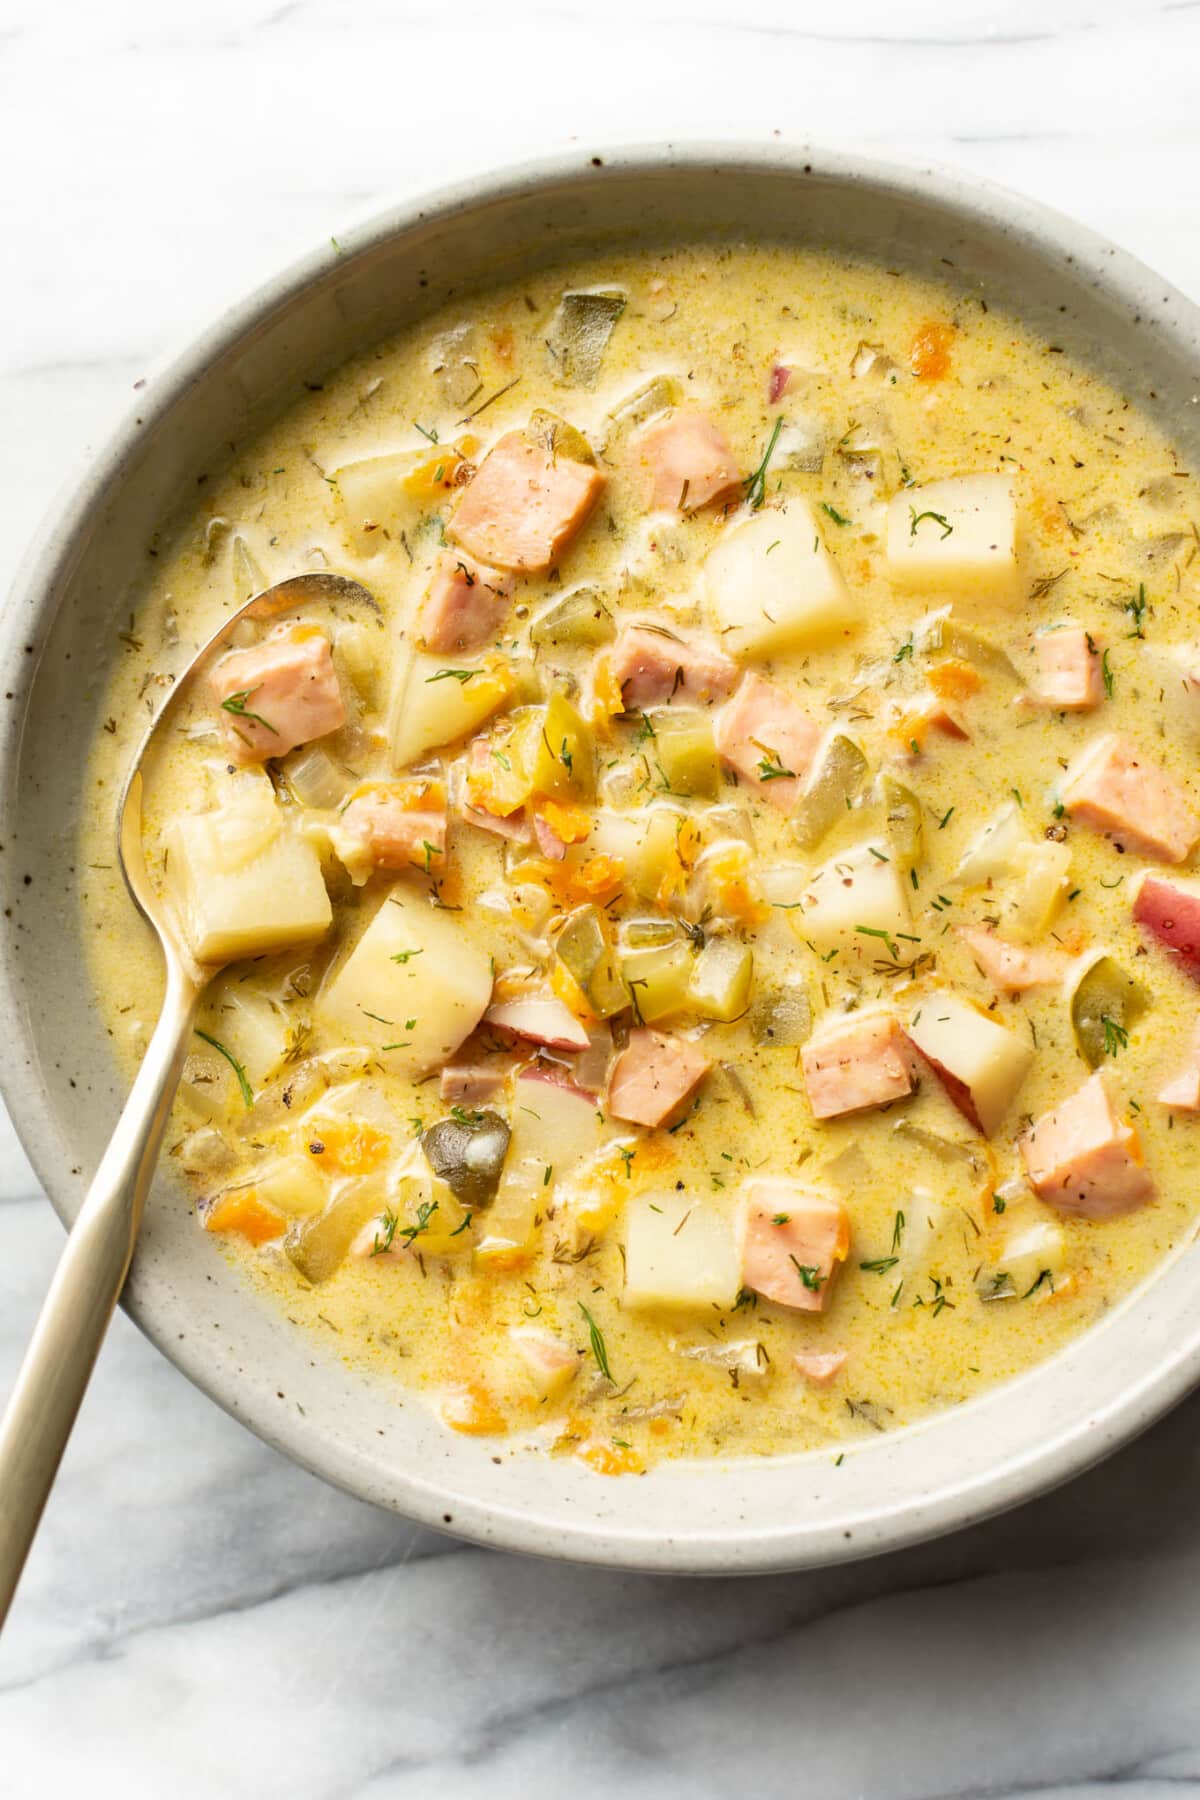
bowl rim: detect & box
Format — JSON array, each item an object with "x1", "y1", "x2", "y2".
[{"x1": 5, "y1": 138, "x2": 1200, "y2": 1573}]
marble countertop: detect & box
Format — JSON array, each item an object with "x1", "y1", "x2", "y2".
[{"x1": 6, "y1": 1, "x2": 1200, "y2": 1792}]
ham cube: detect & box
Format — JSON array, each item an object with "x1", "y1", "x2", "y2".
[
  {"x1": 633, "y1": 408, "x2": 740, "y2": 513},
  {"x1": 736, "y1": 1179, "x2": 850, "y2": 1313},
  {"x1": 958, "y1": 926, "x2": 1066, "y2": 993},
  {"x1": 713, "y1": 673, "x2": 821, "y2": 811},
  {"x1": 1031, "y1": 626, "x2": 1103, "y2": 711},
  {"x1": 1132, "y1": 872, "x2": 1200, "y2": 977},
  {"x1": 608, "y1": 625, "x2": 738, "y2": 710},
  {"x1": 1060, "y1": 733, "x2": 1200, "y2": 863},
  {"x1": 210, "y1": 624, "x2": 345, "y2": 765},
  {"x1": 440, "y1": 1057, "x2": 512, "y2": 1106},
  {"x1": 413, "y1": 552, "x2": 510, "y2": 653},
  {"x1": 1020, "y1": 1072, "x2": 1154, "y2": 1219},
  {"x1": 449, "y1": 431, "x2": 604, "y2": 572},
  {"x1": 332, "y1": 780, "x2": 446, "y2": 883},
  {"x1": 794, "y1": 1348, "x2": 848, "y2": 1388},
  {"x1": 607, "y1": 1027, "x2": 710, "y2": 1128},
  {"x1": 801, "y1": 1010, "x2": 914, "y2": 1120}
]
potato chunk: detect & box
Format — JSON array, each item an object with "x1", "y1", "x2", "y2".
[
  {"x1": 315, "y1": 886, "x2": 493, "y2": 1079},
  {"x1": 703, "y1": 501, "x2": 859, "y2": 658},
  {"x1": 165, "y1": 789, "x2": 331, "y2": 964},
  {"x1": 389, "y1": 649, "x2": 512, "y2": 770},
  {"x1": 784, "y1": 840, "x2": 913, "y2": 963},
  {"x1": 885, "y1": 474, "x2": 1017, "y2": 597},
  {"x1": 907, "y1": 991, "x2": 1034, "y2": 1136},
  {"x1": 622, "y1": 1190, "x2": 741, "y2": 1311}
]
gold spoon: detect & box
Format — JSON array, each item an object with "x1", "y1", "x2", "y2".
[{"x1": 0, "y1": 573, "x2": 376, "y2": 1626}]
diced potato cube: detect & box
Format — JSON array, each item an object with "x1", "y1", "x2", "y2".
[
  {"x1": 953, "y1": 803, "x2": 1030, "y2": 885},
  {"x1": 885, "y1": 475, "x2": 1017, "y2": 598},
  {"x1": 907, "y1": 991, "x2": 1034, "y2": 1136},
  {"x1": 704, "y1": 501, "x2": 860, "y2": 658},
  {"x1": 985, "y1": 1211, "x2": 1067, "y2": 1299},
  {"x1": 389, "y1": 648, "x2": 513, "y2": 770},
  {"x1": 480, "y1": 1070, "x2": 607, "y2": 1257},
  {"x1": 210, "y1": 986, "x2": 294, "y2": 1086},
  {"x1": 315, "y1": 885, "x2": 493, "y2": 1078},
  {"x1": 688, "y1": 938, "x2": 753, "y2": 1022},
  {"x1": 1003, "y1": 840, "x2": 1071, "y2": 943},
  {"x1": 332, "y1": 450, "x2": 461, "y2": 554},
  {"x1": 243, "y1": 1152, "x2": 328, "y2": 1220},
  {"x1": 165, "y1": 789, "x2": 332, "y2": 964},
  {"x1": 623, "y1": 1190, "x2": 741, "y2": 1310},
  {"x1": 786, "y1": 840, "x2": 912, "y2": 962}
]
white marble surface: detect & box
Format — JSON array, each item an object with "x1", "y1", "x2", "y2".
[{"x1": 5, "y1": 0, "x2": 1200, "y2": 1791}]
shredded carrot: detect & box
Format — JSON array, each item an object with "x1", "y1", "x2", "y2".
[
  {"x1": 702, "y1": 840, "x2": 768, "y2": 925},
  {"x1": 927, "y1": 659, "x2": 983, "y2": 702},
  {"x1": 578, "y1": 1440, "x2": 645, "y2": 1476},
  {"x1": 551, "y1": 958, "x2": 599, "y2": 1026},
  {"x1": 538, "y1": 799, "x2": 592, "y2": 845},
  {"x1": 204, "y1": 1189, "x2": 286, "y2": 1246},
  {"x1": 442, "y1": 1382, "x2": 508, "y2": 1436},
  {"x1": 304, "y1": 1119, "x2": 391, "y2": 1175},
  {"x1": 490, "y1": 326, "x2": 515, "y2": 366},
  {"x1": 401, "y1": 448, "x2": 468, "y2": 501},
  {"x1": 889, "y1": 701, "x2": 969, "y2": 757},
  {"x1": 589, "y1": 655, "x2": 626, "y2": 730},
  {"x1": 910, "y1": 319, "x2": 955, "y2": 381},
  {"x1": 464, "y1": 736, "x2": 529, "y2": 817}
]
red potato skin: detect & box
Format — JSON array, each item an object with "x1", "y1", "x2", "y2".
[
  {"x1": 905, "y1": 1039, "x2": 984, "y2": 1134},
  {"x1": 1133, "y1": 875, "x2": 1200, "y2": 977}
]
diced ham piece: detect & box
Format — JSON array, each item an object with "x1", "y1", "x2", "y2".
[
  {"x1": 461, "y1": 802, "x2": 533, "y2": 845},
  {"x1": 736, "y1": 1179, "x2": 850, "y2": 1313},
  {"x1": 448, "y1": 431, "x2": 604, "y2": 573},
  {"x1": 801, "y1": 1011, "x2": 915, "y2": 1120},
  {"x1": 633, "y1": 408, "x2": 740, "y2": 514},
  {"x1": 608, "y1": 625, "x2": 738, "y2": 710},
  {"x1": 1157, "y1": 1022, "x2": 1200, "y2": 1112},
  {"x1": 440, "y1": 1059, "x2": 511, "y2": 1106},
  {"x1": 532, "y1": 812, "x2": 567, "y2": 860},
  {"x1": 606, "y1": 1028, "x2": 711, "y2": 1128},
  {"x1": 1031, "y1": 626, "x2": 1103, "y2": 711},
  {"x1": 1020, "y1": 1072, "x2": 1154, "y2": 1219},
  {"x1": 794, "y1": 1348, "x2": 848, "y2": 1388},
  {"x1": 768, "y1": 364, "x2": 792, "y2": 404},
  {"x1": 958, "y1": 926, "x2": 1067, "y2": 993},
  {"x1": 485, "y1": 992, "x2": 591, "y2": 1052},
  {"x1": 210, "y1": 624, "x2": 345, "y2": 765},
  {"x1": 713, "y1": 673, "x2": 821, "y2": 811},
  {"x1": 413, "y1": 552, "x2": 510, "y2": 653},
  {"x1": 1060, "y1": 733, "x2": 1200, "y2": 863},
  {"x1": 1132, "y1": 873, "x2": 1200, "y2": 978},
  {"x1": 333, "y1": 780, "x2": 446, "y2": 881}
]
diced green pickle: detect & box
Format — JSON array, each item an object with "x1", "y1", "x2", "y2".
[
  {"x1": 921, "y1": 616, "x2": 1019, "y2": 681},
  {"x1": 545, "y1": 290, "x2": 627, "y2": 388},
  {"x1": 556, "y1": 904, "x2": 627, "y2": 1018},
  {"x1": 1071, "y1": 955, "x2": 1151, "y2": 1069},
  {"x1": 751, "y1": 979, "x2": 812, "y2": 1048},
  {"x1": 231, "y1": 534, "x2": 266, "y2": 604},
  {"x1": 623, "y1": 941, "x2": 694, "y2": 1023},
  {"x1": 529, "y1": 586, "x2": 615, "y2": 649},
  {"x1": 606, "y1": 374, "x2": 682, "y2": 435},
  {"x1": 525, "y1": 408, "x2": 597, "y2": 465},
  {"x1": 791, "y1": 734, "x2": 868, "y2": 851},
  {"x1": 881, "y1": 776, "x2": 924, "y2": 866},
  {"x1": 285, "y1": 1177, "x2": 386, "y2": 1284},
  {"x1": 650, "y1": 709, "x2": 720, "y2": 798},
  {"x1": 516, "y1": 691, "x2": 595, "y2": 801},
  {"x1": 620, "y1": 916, "x2": 682, "y2": 950},
  {"x1": 688, "y1": 938, "x2": 753, "y2": 1023}
]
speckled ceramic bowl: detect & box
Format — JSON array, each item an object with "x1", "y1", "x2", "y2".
[{"x1": 4, "y1": 145, "x2": 1200, "y2": 1573}]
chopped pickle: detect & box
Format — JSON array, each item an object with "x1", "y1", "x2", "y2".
[
  {"x1": 285, "y1": 1176, "x2": 387, "y2": 1284},
  {"x1": 777, "y1": 415, "x2": 826, "y2": 473},
  {"x1": 529, "y1": 586, "x2": 615, "y2": 649},
  {"x1": 555, "y1": 904, "x2": 628, "y2": 1018},
  {"x1": 620, "y1": 915, "x2": 682, "y2": 950},
  {"x1": 791, "y1": 734, "x2": 868, "y2": 851},
  {"x1": 892, "y1": 1119, "x2": 984, "y2": 1167},
  {"x1": 751, "y1": 978, "x2": 813, "y2": 1047},
  {"x1": 514, "y1": 691, "x2": 595, "y2": 801},
  {"x1": 1070, "y1": 955, "x2": 1152, "y2": 1069},
  {"x1": 545, "y1": 289, "x2": 627, "y2": 387},
  {"x1": 880, "y1": 776, "x2": 924, "y2": 866},
  {"x1": 231, "y1": 534, "x2": 266, "y2": 604},
  {"x1": 649, "y1": 709, "x2": 720, "y2": 798},
  {"x1": 525, "y1": 408, "x2": 597, "y2": 465},
  {"x1": 422, "y1": 1110, "x2": 511, "y2": 1209},
  {"x1": 606, "y1": 373, "x2": 682, "y2": 435},
  {"x1": 688, "y1": 938, "x2": 753, "y2": 1022},
  {"x1": 623, "y1": 940, "x2": 695, "y2": 1023},
  {"x1": 919, "y1": 613, "x2": 1020, "y2": 681}
]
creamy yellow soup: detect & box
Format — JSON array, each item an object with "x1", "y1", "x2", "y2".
[{"x1": 81, "y1": 242, "x2": 1200, "y2": 1474}]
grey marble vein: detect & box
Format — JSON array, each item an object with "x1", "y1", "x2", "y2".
[{"x1": 4, "y1": 0, "x2": 1200, "y2": 1793}]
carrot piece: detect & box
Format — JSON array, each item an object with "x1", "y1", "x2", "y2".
[
  {"x1": 442, "y1": 1382, "x2": 508, "y2": 1436},
  {"x1": 927, "y1": 658, "x2": 983, "y2": 702},
  {"x1": 578, "y1": 1440, "x2": 645, "y2": 1476},
  {"x1": 304, "y1": 1119, "x2": 391, "y2": 1175},
  {"x1": 204, "y1": 1189, "x2": 287, "y2": 1246},
  {"x1": 538, "y1": 799, "x2": 592, "y2": 845},
  {"x1": 910, "y1": 320, "x2": 954, "y2": 381}
]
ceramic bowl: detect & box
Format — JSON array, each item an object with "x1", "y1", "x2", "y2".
[{"x1": 4, "y1": 144, "x2": 1200, "y2": 1573}]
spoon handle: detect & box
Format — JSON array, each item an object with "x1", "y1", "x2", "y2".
[{"x1": 0, "y1": 961, "x2": 199, "y2": 1626}]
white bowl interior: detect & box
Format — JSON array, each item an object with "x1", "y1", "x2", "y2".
[{"x1": 4, "y1": 145, "x2": 1200, "y2": 1570}]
